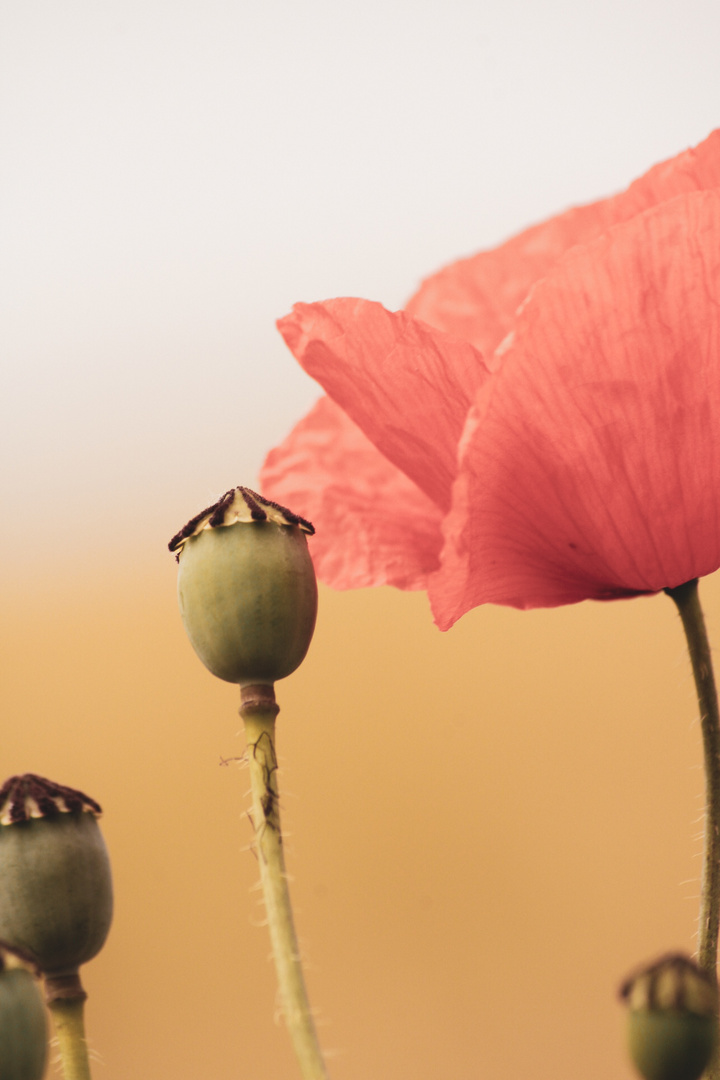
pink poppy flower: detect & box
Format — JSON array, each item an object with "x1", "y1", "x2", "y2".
[{"x1": 260, "y1": 131, "x2": 720, "y2": 629}]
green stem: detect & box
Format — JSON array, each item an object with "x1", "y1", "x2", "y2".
[
  {"x1": 667, "y1": 579, "x2": 720, "y2": 1079},
  {"x1": 666, "y1": 579, "x2": 720, "y2": 984},
  {"x1": 44, "y1": 974, "x2": 92, "y2": 1080},
  {"x1": 240, "y1": 684, "x2": 329, "y2": 1080}
]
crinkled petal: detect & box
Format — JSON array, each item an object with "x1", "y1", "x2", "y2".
[
  {"x1": 260, "y1": 396, "x2": 443, "y2": 591},
  {"x1": 430, "y1": 190, "x2": 720, "y2": 627},
  {"x1": 406, "y1": 129, "x2": 720, "y2": 356},
  {"x1": 277, "y1": 298, "x2": 490, "y2": 510}
]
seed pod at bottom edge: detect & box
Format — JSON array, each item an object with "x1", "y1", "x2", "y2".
[
  {"x1": 0, "y1": 954, "x2": 48, "y2": 1080},
  {"x1": 620, "y1": 953, "x2": 718, "y2": 1080}
]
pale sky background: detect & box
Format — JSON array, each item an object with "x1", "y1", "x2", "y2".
[{"x1": 2, "y1": 0, "x2": 720, "y2": 570}]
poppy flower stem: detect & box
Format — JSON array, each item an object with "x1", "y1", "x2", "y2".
[
  {"x1": 240, "y1": 684, "x2": 329, "y2": 1080},
  {"x1": 666, "y1": 580, "x2": 720, "y2": 990},
  {"x1": 45, "y1": 974, "x2": 92, "y2": 1080}
]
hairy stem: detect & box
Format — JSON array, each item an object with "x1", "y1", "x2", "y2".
[
  {"x1": 45, "y1": 974, "x2": 92, "y2": 1080},
  {"x1": 667, "y1": 579, "x2": 720, "y2": 1080},
  {"x1": 240, "y1": 684, "x2": 329, "y2": 1080},
  {"x1": 667, "y1": 579, "x2": 720, "y2": 983}
]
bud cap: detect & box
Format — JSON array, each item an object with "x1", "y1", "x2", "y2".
[
  {"x1": 0, "y1": 773, "x2": 101, "y2": 826},
  {"x1": 619, "y1": 953, "x2": 718, "y2": 1080},
  {"x1": 169, "y1": 486, "x2": 314, "y2": 557}
]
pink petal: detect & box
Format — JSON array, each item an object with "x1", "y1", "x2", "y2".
[
  {"x1": 277, "y1": 298, "x2": 491, "y2": 511},
  {"x1": 430, "y1": 190, "x2": 720, "y2": 628},
  {"x1": 406, "y1": 129, "x2": 720, "y2": 356},
  {"x1": 260, "y1": 396, "x2": 443, "y2": 591}
]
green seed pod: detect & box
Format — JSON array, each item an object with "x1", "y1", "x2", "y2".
[
  {"x1": 169, "y1": 487, "x2": 317, "y2": 686},
  {"x1": 0, "y1": 775, "x2": 113, "y2": 977},
  {"x1": 619, "y1": 953, "x2": 718, "y2": 1080},
  {"x1": 0, "y1": 945, "x2": 47, "y2": 1080}
]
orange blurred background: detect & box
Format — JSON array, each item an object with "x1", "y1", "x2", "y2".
[{"x1": 2, "y1": 547, "x2": 716, "y2": 1079}]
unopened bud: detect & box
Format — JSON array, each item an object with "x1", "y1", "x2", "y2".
[
  {"x1": 0, "y1": 775, "x2": 113, "y2": 977},
  {"x1": 169, "y1": 487, "x2": 317, "y2": 686},
  {"x1": 619, "y1": 953, "x2": 718, "y2": 1080}
]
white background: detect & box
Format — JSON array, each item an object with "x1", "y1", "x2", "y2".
[{"x1": 2, "y1": 0, "x2": 720, "y2": 566}]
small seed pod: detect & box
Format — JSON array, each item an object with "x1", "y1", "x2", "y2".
[
  {"x1": 619, "y1": 953, "x2": 718, "y2": 1080},
  {"x1": 0, "y1": 775, "x2": 113, "y2": 977},
  {"x1": 0, "y1": 944, "x2": 47, "y2": 1080},
  {"x1": 169, "y1": 487, "x2": 317, "y2": 686}
]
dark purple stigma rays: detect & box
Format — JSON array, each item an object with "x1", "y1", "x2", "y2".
[
  {"x1": 208, "y1": 488, "x2": 236, "y2": 528},
  {"x1": 0, "y1": 774, "x2": 102, "y2": 825},
  {"x1": 247, "y1": 487, "x2": 315, "y2": 533},
  {"x1": 168, "y1": 486, "x2": 315, "y2": 554},
  {"x1": 618, "y1": 953, "x2": 714, "y2": 1010},
  {"x1": 168, "y1": 496, "x2": 225, "y2": 553},
  {"x1": 237, "y1": 487, "x2": 315, "y2": 533},
  {"x1": 238, "y1": 488, "x2": 270, "y2": 522}
]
